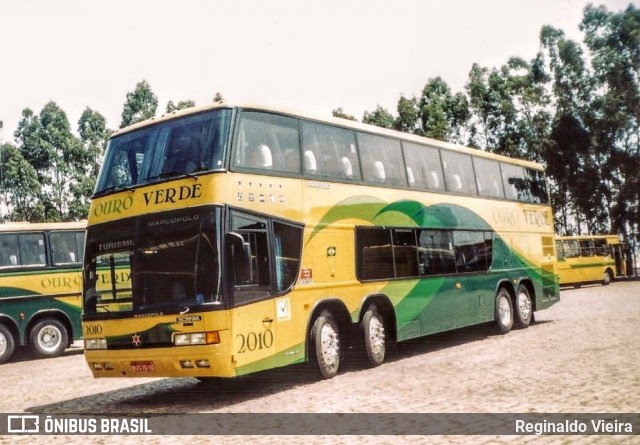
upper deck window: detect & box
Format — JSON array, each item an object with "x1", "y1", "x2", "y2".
[
  {"x1": 402, "y1": 142, "x2": 445, "y2": 191},
  {"x1": 357, "y1": 133, "x2": 406, "y2": 186},
  {"x1": 231, "y1": 112, "x2": 301, "y2": 174},
  {"x1": 95, "y1": 109, "x2": 231, "y2": 195},
  {"x1": 301, "y1": 121, "x2": 361, "y2": 181}
]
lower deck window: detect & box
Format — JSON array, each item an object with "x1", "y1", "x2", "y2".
[{"x1": 356, "y1": 227, "x2": 493, "y2": 281}]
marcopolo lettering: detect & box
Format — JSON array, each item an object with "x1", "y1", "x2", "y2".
[
  {"x1": 143, "y1": 184, "x2": 203, "y2": 206},
  {"x1": 147, "y1": 214, "x2": 200, "y2": 227}
]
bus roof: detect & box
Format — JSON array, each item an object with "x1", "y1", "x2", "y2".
[
  {"x1": 0, "y1": 221, "x2": 87, "y2": 233},
  {"x1": 556, "y1": 234, "x2": 622, "y2": 242},
  {"x1": 112, "y1": 102, "x2": 545, "y2": 171}
]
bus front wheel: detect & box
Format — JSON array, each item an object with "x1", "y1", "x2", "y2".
[
  {"x1": 603, "y1": 269, "x2": 613, "y2": 286},
  {"x1": 0, "y1": 324, "x2": 16, "y2": 364},
  {"x1": 514, "y1": 285, "x2": 533, "y2": 329},
  {"x1": 311, "y1": 310, "x2": 341, "y2": 379},
  {"x1": 29, "y1": 319, "x2": 69, "y2": 358},
  {"x1": 495, "y1": 288, "x2": 514, "y2": 334},
  {"x1": 362, "y1": 305, "x2": 386, "y2": 367}
]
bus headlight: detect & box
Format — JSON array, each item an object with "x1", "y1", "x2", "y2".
[
  {"x1": 85, "y1": 338, "x2": 107, "y2": 350},
  {"x1": 173, "y1": 332, "x2": 220, "y2": 346}
]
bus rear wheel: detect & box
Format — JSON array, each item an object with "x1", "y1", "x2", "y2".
[
  {"x1": 495, "y1": 288, "x2": 514, "y2": 334},
  {"x1": 362, "y1": 305, "x2": 386, "y2": 367},
  {"x1": 311, "y1": 310, "x2": 341, "y2": 379},
  {"x1": 0, "y1": 324, "x2": 16, "y2": 364},
  {"x1": 603, "y1": 269, "x2": 613, "y2": 286},
  {"x1": 29, "y1": 319, "x2": 69, "y2": 358},
  {"x1": 514, "y1": 285, "x2": 533, "y2": 329}
]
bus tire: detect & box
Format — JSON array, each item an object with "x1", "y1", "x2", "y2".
[
  {"x1": 603, "y1": 269, "x2": 613, "y2": 286},
  {"x1": 495, "y1": 288, "x2": 514, "y2": 334},
  {"x1": 0, "y1": 324, "x2": 16, "y2": 364},
  {"x1": 514, "y1": 284, "x2": 533, "y2": 329},
  {"x1": 362, "y1": 305, "x2": 386, "y2": 367},
  {"x1": 29, "y1": 319, "x2": 69, "y2": 358},
  {"x1": 311, "y1": 310, "x2": 341, "y2": 379}
]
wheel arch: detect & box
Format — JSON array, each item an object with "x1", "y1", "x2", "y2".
[
  {"x1": 495, "y1": 279, "x2": 516, "y2": 302},
  {"x1": 0, "y1": 315, "x2": 20, "y2": 346},
  {"x1": 358, "y1": 293, "x2": 397, "y2": 344},
  {"x1": 604, "y1": 267, "x2": 615, "y2": 283},
  {"x1": 516, "y1": 278, "x2": 536, "y2": 312},
  {"x1": 305, "y1": 298, "x2": 352, "y2": 362},
  {"x1": 26, "y1": 309, "x2": 74, "y2": 347}
]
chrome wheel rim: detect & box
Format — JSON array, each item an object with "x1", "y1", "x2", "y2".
[
  {"x1": 517, "y1": 291, "x2": 532, "y2": 321},
  {"x1": 368, "y1": 315, "x2": 385, "y2": 357},
  {"x1": 320, "y1": 322, "x2": 339, "y2": 371},
  {"x1": 0, "y1": 333, "x2": 7, "y2": 356},
  {"x1": 498, "y1": 295, "x2": 512, "y2": 326},
  {"x1": 38, "y1": 325, "x2": 63, "y2": 353}
]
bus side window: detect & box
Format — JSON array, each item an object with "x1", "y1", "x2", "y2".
[
  {"x1": 19, "y1": 234, "x2": 46, "y2": 267},
  {"x1": 0, "y1": 234, "x2": 20, "y2": 267},
  {"x1": 402, "y1": 141, "x2": 444, "y2": 191},
  {"x1": 301, "y1": 121, "x2": 360, "y2": 181},
  {"x1": 473, "y1": 157, "x2": 505, "y2": 199},
  {"x1": 357, "y1": 133, "x2": 406, "y2": 186},
  {"x1": 228, "y1": 211, "x2": 272, "y2": 305},
  {"x1": 441, "y1": 151, "x2": 477, "y2": 195},
  {"x1": 273, "y1": 221, "x2": 303, "y2": 293}
]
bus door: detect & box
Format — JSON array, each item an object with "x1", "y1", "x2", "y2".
[
  {"x1": 451, "y1": 231, "x2": 495, "y2": 325},
  {"x1": 227, "y1": 211, "x2": 277, "y2": 374},
  {"x1": 226, "y1": 209, "x2": 306, "y2": 374},
  {"x1": 612, "y1": 244, "x2": 626, "y2": 277}
]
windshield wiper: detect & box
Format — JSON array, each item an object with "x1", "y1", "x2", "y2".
[
  {"x1": 148, "y1": 171, "x2": 199, "y2": 182},
  {"x1": 94, "y1": 184, "x2": 136, "y2": 197}
]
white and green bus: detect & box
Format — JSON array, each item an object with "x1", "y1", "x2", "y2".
[
  {"x1": 82, "y1": 103, "x2": 559, "y2": 380},
  {"x1": 0, "y1": 221, "x2": 85, "y2": 363}
]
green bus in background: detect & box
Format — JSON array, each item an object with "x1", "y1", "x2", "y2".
[{"x1": 0, "y1": 221, "x2": 85, "y2": 363}]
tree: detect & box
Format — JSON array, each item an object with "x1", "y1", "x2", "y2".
[
  {"x1": 419, "y1": 77, "x2": 470, "y2": 143},
  {"x1": 362, "y1": 105, "x2": 395, "y2": 129},
  {"x1": 0, "y1": 143, "x2": 44, "y2": 221},
  {"x1": 395, "y1": 95, "x2": 421, "y2": 135},
  {"x1": 581, "y1": 4, "x2": 640, "y2": 241},
  {"x1": 120, "y1": 80, "x2": 158, "y2": 128},
  {"x1": 39, "y1": 102, "x2": 84, "y2": 221},
  {"x1": 166, "y1": 100, "x2": 196, "y2": 113},
  {"x1": 71, "y1": 108, "x2": 111, "y2": 219},
  {"x1": 332, "y1": 107, "x2": 357, "y2": 121},
  {"x1": 14, "y1": 108, "x2": 49, "y2": 182}
]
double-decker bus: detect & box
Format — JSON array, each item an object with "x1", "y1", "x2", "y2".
[
  {"x1": 0, "y1": 221, "x2": 86, "y2": 363},
  {"x1": 82, "y1": 103, "x2": 559, "y2": 380},
  {"x1": 555, "y1": 234, "x2": 627, "y2": 286}
]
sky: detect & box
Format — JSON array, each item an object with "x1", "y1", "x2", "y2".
[{"x1": 0, "y1": 0, "x2": 634, "y2": 143}]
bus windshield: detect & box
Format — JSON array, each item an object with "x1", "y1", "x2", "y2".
[
  {"x1": 94, "y1": 109, "x2": 232, "y2": 195},
  {"x1": 83, "y1": 207, "x2": 222, "y2": 315}
]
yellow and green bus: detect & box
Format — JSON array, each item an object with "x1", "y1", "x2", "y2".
[
  {"x1": 555, "y1": 234, "x2": 627, "y2": 286},
  {"x1": 82, "y1": 103, "x2": 559, "y2": 380},
  {"x1": 0, "y1": 221, "x2": 86, "y2": 363}
]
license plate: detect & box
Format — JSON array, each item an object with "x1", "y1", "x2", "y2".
[{"x1": 130, "y1": 361, "x2": 155, "y2": 372}]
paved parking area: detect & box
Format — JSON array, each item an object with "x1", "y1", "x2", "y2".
[{"x1": 1, "y1": 280, "x2": 638, "y2": 444}]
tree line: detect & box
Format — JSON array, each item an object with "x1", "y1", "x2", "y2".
[{"x1": 0, "y1": 4, "x2": 638, "y2": 244}]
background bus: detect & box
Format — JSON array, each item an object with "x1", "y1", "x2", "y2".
[
  {"x1": 82, "y1": 103, "x2": 559, "y2": 380},
  {"x1": 555, "y1": 234, "x2": 627, "y2": 286},
  {"x1": 0, "y1": 221, "x2": 86, "y2": 363}
]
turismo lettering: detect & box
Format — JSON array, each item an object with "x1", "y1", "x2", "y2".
[{"x1": 143, "y1": 184, "x2": 202, "y2": 206}]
